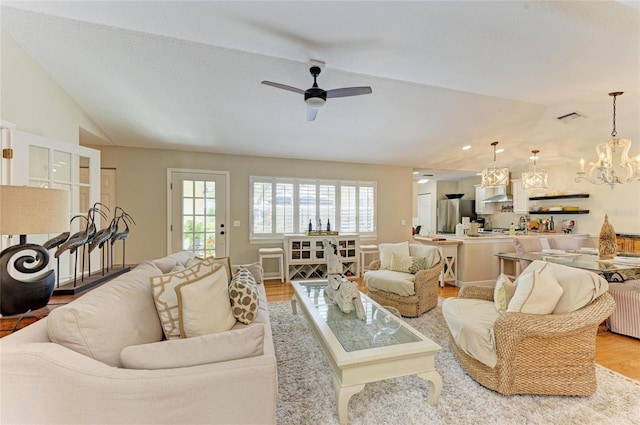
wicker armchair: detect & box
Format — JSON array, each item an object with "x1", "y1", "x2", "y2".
[
  {"x1": 448, "y1": 284, "x2": 615, "y2": 396},
  {"x1": 365, "y1": 259, "x2": 443, "y2": 317}
]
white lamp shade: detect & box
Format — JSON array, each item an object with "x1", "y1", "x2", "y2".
[
  {"x1": 0, "y1": 186, "x2": 70, "y2": 235},
  {"x1": 481, "y1": 167, "x2": 509, "y2": 188}
]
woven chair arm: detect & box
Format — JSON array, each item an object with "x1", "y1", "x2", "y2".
[
  {"x1": 493, "y1": 292, "x2": 616, "y2": 343},
  {"x1": 368, "y1": 260, "x2": 381, "y2": 271},
  {"x1": 413, "y1": 261, "x2": 444, "y2": 290},
  {"x1": 458, "y1": 284, "x2": 495, "y2": 301}
]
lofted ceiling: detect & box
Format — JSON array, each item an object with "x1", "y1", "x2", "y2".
[{"x1": 1, "y1": 1, "x2": 639, "y2": 181}]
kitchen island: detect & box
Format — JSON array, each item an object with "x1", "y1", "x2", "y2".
[{"x1": 414, "y1": 233, "x2": 589, "y2": 287}]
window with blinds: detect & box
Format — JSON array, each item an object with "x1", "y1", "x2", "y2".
[{"x1": 250, "y1": 176, "x2": 376, "y2": 240}]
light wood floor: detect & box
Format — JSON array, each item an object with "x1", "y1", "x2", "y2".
[{"x1": 264, "y1": 278, "x2": 640, "y2": 381}]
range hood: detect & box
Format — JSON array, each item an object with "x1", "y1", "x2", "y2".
[
  {"x1": 483, "y1": 193, "x2": 513, "y2": 203},
  {"x1": 482, "y1": 184, "x2": 512, "y2": 203}
]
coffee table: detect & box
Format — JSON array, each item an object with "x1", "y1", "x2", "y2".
[{"x1": 291, "y1": 280, "x2": 442, "y2": 425}]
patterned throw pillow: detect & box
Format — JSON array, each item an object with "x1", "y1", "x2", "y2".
[
  {"x1": 229, "y1": 267, "x2": 260, "y2": 324},
  {"x1": 493, "y1": 274, "x2": 516, "y2": 314},
  {"x1": 189, "y1": 256, "x2": 233, "y2": 282},
  {"x1": 389, "y1": 252, "x2": 429, "y2": 274},
  {"x1": 150, "y1": 257, "x2": 228, "y2": 339}
]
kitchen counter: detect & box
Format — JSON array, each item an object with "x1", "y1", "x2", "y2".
[{"x1": 414, "y1": 233, "x2": 590, "y2": 286}]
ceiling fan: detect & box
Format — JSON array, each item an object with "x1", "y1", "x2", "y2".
[{"x1": 261, "y1": 64, "x2": 372, "y2": 121}]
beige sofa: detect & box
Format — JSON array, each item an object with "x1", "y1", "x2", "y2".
[{"x1": 0, "y1": 251, "x2": 277, "y2": 424}]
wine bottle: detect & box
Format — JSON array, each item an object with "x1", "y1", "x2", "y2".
[
  {"x1": 327, "y1": 219, "x2": 331, "y2": 232},
  {"x1": 308, "y1": 219, "x2": 312, "y2": 232},
  {"x1": 550, "y1": 216, "x2": 555, "y2": 231}
]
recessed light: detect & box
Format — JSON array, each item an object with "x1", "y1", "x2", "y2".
[
  {"x1": 418, "y1": 179, "x2": 430, "y2": 184},
  {"x1": 476, "y1": 172, "x2": 482, "y2": 176},
  {"x1": 412, "y1": 171, "x2": 419, "y2": 175},
  {"x1": 496, "y1": 148, "x2": 504, "y2": 154},
  {"x1": 462, "y1": 145, "x2": 471, "y2": 150}
]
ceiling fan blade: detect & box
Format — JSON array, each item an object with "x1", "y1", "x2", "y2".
[
  {"x1": 261, "y1": 81, "x2": 305, "y2": 94},
  {"x1": 306, "y1": 107, "x2": 318, "y2": 121},
  {"x1": 326, "y1": 87, "x2": 372, "y2": 98}
]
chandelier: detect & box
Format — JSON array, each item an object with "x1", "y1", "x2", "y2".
[
  {"x1": 481, "y1": 141, "x2": 509, "y2": 188},
  {"x1": 576, "y1": 91, "x2": 640, "y2": 190},
  {"x1": 522, "y1": 149, "x2": 548, "y2": 189}
]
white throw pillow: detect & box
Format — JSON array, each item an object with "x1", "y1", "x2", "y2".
[
  {"x1": 378, "y1": 241, "x2": 410, "y2": 270},
  {"x1": 507, "y1": 266, "x2": 564, "y2": 314},
  {"x1": 493, "y1": 274, "x2": 516, "y2": 314},
  {"x1": 176, "y1": 265, "x2": 236, "y2": 338},
  {"x1": 120, "y1": 325, "x2": 265, "y2": 370}
]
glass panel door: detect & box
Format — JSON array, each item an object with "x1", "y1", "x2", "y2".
[{"x1": 170, "y1": 170, "x2": 228, "y2": 258}]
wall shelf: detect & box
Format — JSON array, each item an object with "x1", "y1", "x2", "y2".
[
  {"x1": 529, "y1": 210, "x2": 589, "y2": 215},
  {"x1": 529, "y1": 194, "x2": 590, "y2": 200}
]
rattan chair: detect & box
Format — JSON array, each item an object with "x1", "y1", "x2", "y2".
[
  {"x1": 448, "y1": 284, "x2": 615, "y2": 396},
  {"x1": 365, "y1": 259, "x2": 443, "y2": 317}
]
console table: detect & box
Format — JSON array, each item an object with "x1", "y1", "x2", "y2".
[{"x1": 283, "y1": 234, "x2": 360, "y2": 281}]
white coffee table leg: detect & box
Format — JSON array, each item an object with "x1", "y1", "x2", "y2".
[
  {"x1": 333, "y1": 375, "x2": 365, "y2": 425},
  {"x1": 291, "y1": 295, "x2": 297, "y2": 314},
  {"x1": 417, "y1": 370, "x2": 442, "y2": 405}
]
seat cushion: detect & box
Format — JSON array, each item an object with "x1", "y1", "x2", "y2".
[
  {"x1": 364, "y1": 269, "x2": 415, "y2": 296},
  {"x1": 442, "y1": 297, "x2": 501, "y2": 368}
]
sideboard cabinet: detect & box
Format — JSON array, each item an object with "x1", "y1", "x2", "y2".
[{"x1": 283, "y1": 234, "x2": 360, "y2": 281}]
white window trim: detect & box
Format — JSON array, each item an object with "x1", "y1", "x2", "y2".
[{"x1": 250, "y1": 176, "x2": 377, "y2": 242}]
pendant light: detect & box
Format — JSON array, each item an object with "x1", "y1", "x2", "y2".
[
  {"x1": 522, "y1": 149, "x2": 548, "y2": 189},
  {"x1": 481, "y1": 141, "x2": 509, "y2": 188},
  {"x1": 575, "y1": 91, "x2": 640, "y2": 190}
]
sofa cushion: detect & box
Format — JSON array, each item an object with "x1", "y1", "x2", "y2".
[
  {"x1": 229, "y1": 267, "x2": 260, "y2": 324},
  {"x1": 120, "y1": 325, "x2": 265, "y2": 370},
  {"x1": 408, "y1": 244, "x2": 442, "y2": 268},
  {"x1": 364, "y1": 269, "x2": 415, "y2": 296},
  {"x1": 151, "y1": 257, "x2": 231, "y2": 340},
  {"x1": 187, "y1": 256, "x2": 233, "y2": 281},
  {"x1": 378, "y1": 241, "x2": 410, "y2": 270},
  {"x1": 493, "y1": 274, "x2": 515, "y2": 314},
  {"x1": 152, "y1": 250, "x2": 195, "y2": 273},
  {"x1": 47, "y1": 261, "x2": 165, "y2": 367},
  {"x1": 176, "y1": 264, "x2": 236, "y2": 338},
  {"x1": 232, "y1": 262, "x2": 264, "y2": 284},
  {"x1": 442, "y1": 297, "x2": 501, "y2": 368},
  {"x1": 519, "y1": 260, "x2": 609, "y2": 314},
  {"x1": 507, "y1": 266, "x2": 564, "y2": 314}
]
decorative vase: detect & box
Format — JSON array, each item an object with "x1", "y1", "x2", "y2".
[{"x1": 598, "y1": 214, "x2": 617, "y2": 260}]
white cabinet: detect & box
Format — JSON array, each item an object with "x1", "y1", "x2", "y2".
[
  {"x1": 511, "y1": 179, "x2": 528, "y2": 214},
  {"x1": 474, "y1": 185, "x2": 495, "y2": 214},
  {"x1": 284, "y1": 234, "x2": 360, "y2": 280}
]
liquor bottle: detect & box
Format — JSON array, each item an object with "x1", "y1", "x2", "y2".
[
  {"x1": 308, "y1": 219, "x2": 312, "y2": 232},
  {"x1": 327, "y1": 219, "x2": 331, "y2": 232}
]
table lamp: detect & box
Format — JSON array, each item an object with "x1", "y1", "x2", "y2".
[{"x1": 0, "y1": 186, "x2": 70, "y2": 316}]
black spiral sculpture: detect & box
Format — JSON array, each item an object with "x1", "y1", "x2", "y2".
[{"x1": 0, "y1": 243, "x2": 55, "y2": 316}]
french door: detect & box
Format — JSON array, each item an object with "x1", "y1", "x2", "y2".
[
  {"x1": 2, "y1": 128, "x2": 100, "y2": 281},
  {"x1": 168, "y1": 169, "x2": 229, "y2": 258}
]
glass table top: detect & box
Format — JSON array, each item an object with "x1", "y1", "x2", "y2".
[
  {"x1": 497, "y1": 252, "x2": 640, "y2": 273},
  {"x1": 295, "y1": 280, "x2": 421, "y2": 352}
]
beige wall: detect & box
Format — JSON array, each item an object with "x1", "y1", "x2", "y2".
[
  {"x1": 0, "y1": 30, "x2": 109, "y2": 145},
  {"x1": 96, "y1": 145, "x2": 414, "y2": 264}
]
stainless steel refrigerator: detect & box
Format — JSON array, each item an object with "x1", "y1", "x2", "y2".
[{"x1": 437, "y1": 199, "x2": 476, "y2": 233}]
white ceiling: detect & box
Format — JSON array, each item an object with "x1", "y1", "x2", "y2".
[{"x1": 2, "y1": 1, "x2": 639, "y2": 180}]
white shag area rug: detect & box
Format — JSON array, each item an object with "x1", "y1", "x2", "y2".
[{"x1": 269, "y1": 300, "x2": 640, "y2": 425}]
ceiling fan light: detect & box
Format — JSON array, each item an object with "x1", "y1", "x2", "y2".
[{"x1": 305, "y1": 97, "x2": 326, "y2": 108}]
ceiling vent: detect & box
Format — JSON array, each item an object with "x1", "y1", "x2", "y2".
[{"x1": 557, "y1": 111, "x2": 587, "y2": 123}]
